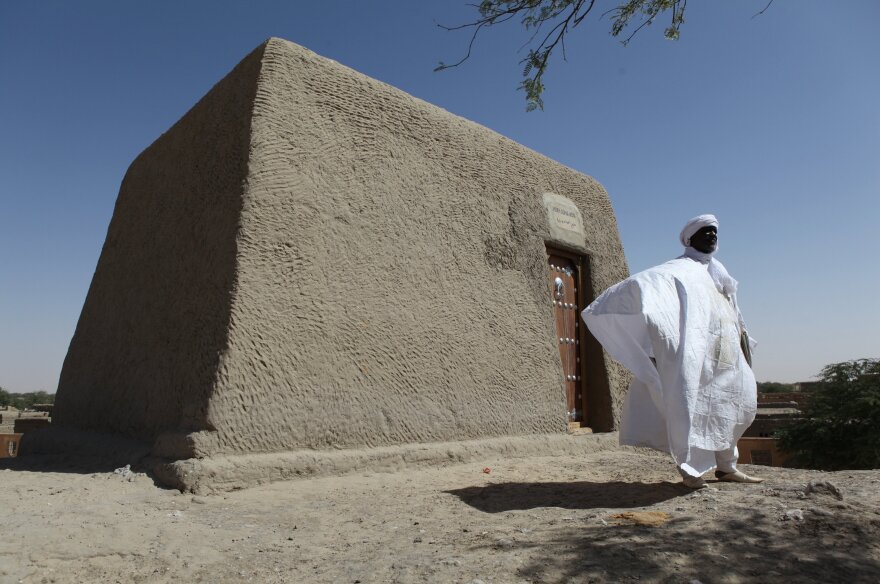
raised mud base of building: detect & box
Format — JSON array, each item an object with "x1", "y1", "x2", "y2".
[{"x1": 22, "y1": 428, "x2": 621, "y2": 493}]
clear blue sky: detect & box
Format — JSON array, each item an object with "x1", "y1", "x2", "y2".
[{"x1": 1, "y1": 1, "x2": 878, "y2": 392}]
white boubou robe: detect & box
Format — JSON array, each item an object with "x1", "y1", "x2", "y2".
[{"x1": 582, "y1": 253, "x2": 757, "y2": 475}]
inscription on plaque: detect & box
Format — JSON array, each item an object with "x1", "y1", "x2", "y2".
[
  {"x1": 551, "y1": 203, "x2": 581, "y2": 232},
  {"x1": 542, "y1": 192, "x2": 585, "y2": 248}
]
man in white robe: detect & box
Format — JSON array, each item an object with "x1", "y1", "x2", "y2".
[{"x1": 582, "y1": 215, "x2": 763, "y2": 489}]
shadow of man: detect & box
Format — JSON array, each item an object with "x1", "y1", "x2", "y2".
[{"x1": 447, "y1": 480, "x2": 689, "y2": 513}]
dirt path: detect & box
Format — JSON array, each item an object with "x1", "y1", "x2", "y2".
[{"x1": 2, "y1": 448, "x2": 879, "y2": 583}]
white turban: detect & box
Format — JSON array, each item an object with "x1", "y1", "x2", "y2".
[{"x1": 679, "y1": 214, "x2": 719, "y2": 247}]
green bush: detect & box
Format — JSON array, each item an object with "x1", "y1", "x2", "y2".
[
  {"x1": 756, "y1": 382, "x2": 797, "y2": 394},
  {"x1": 0, "y1": 388, "x2": 54, "y2": 410},
  {"x1": 777, "y1": 358, "x2": 880, "y2": 470}
]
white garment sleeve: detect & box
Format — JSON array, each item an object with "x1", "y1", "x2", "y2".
[{"x1": 581, "y1": 278, "x2": 662, "y2": 393}]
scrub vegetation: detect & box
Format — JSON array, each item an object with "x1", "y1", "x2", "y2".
[
  {"x1": 777, "y1": 358, "x2": 880, "y2": 470},
  {"x1": 757, "y1": 381, "x2": 796, "y2": 393},
  {"x1": 0, "y1": 387, "x2": 54, "y2": 410}
]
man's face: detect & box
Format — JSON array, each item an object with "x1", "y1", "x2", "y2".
[{"x1": 689, "y1": 226, "x2": 718, "y2": 253}]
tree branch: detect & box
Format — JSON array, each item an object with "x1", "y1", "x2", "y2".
[
  {"x1": 619, "y1": 10, "x2": 659, "y2": 46},
  {"x1": 753, "y1": 0, "x2": 775, "y2": 19},
  {"x1": 434, "y1": 11, "x2": 520, "y2": 71},
  {"x1": 436, "y1": 1, "x2": 689, "y2": 110}
]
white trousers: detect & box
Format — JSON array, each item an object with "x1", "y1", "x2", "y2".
[
  {"x1": 678, "y1": 445, "x2": 739, "y2": 478},
  {"x1": 714, "y1": 446, "x2": 739, "y2": 473}
]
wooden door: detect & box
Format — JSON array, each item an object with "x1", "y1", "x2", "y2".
[{"x1": 547, "y1": 252, "x2": 585, "y2": 425}]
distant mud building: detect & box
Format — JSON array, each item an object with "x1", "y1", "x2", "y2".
[{"x1": 46, "y1": 38, "x2": 629, "y2": 491}]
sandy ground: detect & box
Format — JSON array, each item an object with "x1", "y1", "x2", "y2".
[{"x1": 2, "y1": 446, "x2": 879, "y2": 584}]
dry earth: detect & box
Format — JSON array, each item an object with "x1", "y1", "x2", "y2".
[{"x1": 2, "y1": 446, "x2": 879, "y2": 584}]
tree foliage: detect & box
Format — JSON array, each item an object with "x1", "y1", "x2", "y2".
[
  {"x1": 776, "y1": 358, "x2": 880, "y2": 470},
  {"x1": 0, "y1": 387, "x2": 54, "y2": 410},
  {"x1": 756, "y1": 381, "x2": 796, "y2": 394},
  {"x1": 437, "y1": 0, "x2": 773, "y2": 110}
]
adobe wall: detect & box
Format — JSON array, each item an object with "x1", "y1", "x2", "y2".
[
  {"x1": 51, "y1": 38, "x2": 630, "y2": 479},
  {"x1": 166, "y1": 39, "x2": 628, "y2": 458},
  {"x1": 758, "y1": 392, "x2": 812, "y2": 410}
]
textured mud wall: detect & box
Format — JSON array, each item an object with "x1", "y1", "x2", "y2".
[
  {"x1": 176, "y1": 39, "x2": 629, "y2": 457},
  {"x1": 53, "y1": 46, "x2": 267, "y2": 440},
  {"x1": 54, "y1": 38, "x2": 629, "y2": 462}
]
